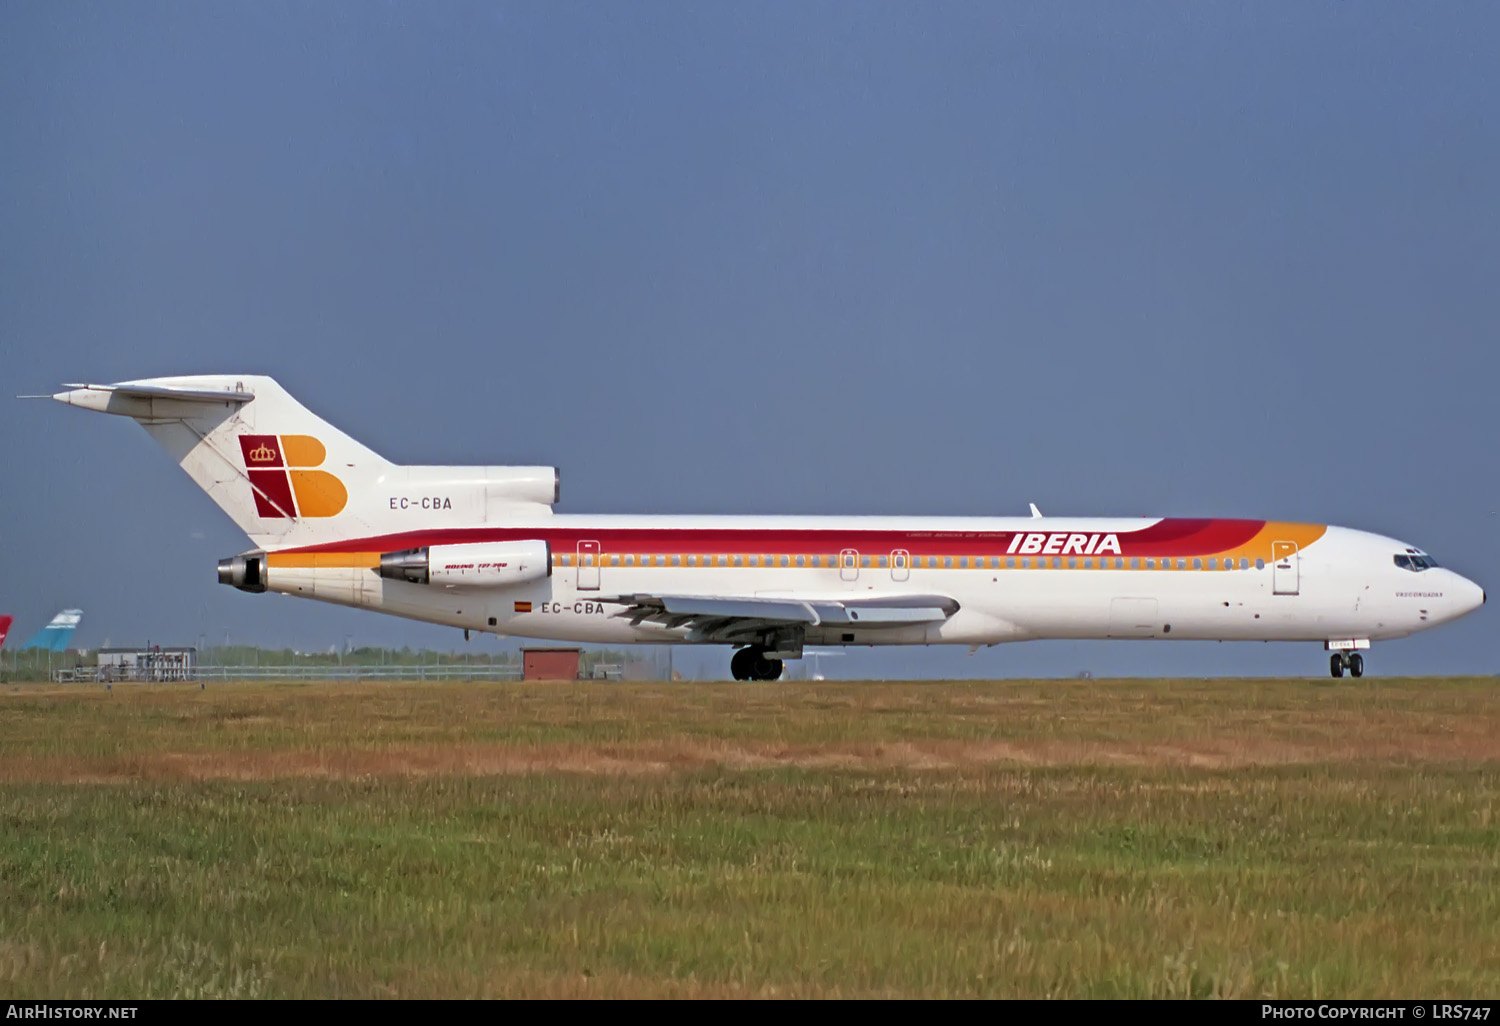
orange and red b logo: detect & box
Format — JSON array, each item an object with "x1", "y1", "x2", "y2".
[{"x1": 238, "y1": 435, "x2": 347, "y2": 519}]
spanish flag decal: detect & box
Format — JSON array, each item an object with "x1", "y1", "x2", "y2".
[{"x1": 514, "y1": 601, "x2": 532, "y2": 613}]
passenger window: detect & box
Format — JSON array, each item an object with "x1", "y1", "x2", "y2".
[
  {"x1": 1145, "y1": 558, "x2": 1155, "y2": 569},
  {"x1": 718, "y1": 555, "x2": 728, "y2": 567},
  {"x1": 1068, "y1": 557, "x2": 1078, "y2": 569},
  {"x1": 879, "y1": 556, "x2": 889, "y2": 568},
  {"x1": 1006, "y1": 557, "x2": 1016, "y2": 569},
  {"x1": 1255, "y1": 558, "x2": 1264, "y2": 570},
  {"x1": 1082, "y1": 558, "x2": 1092, "y2": 569},
  {"x1": 796, "y1": 555, "x2": 805, "y2": 567},
  {"x1": 1193, "y1": 558, "x2": 1202, "y2": 570},
  {"x1": 1207, "y1": 558, "x2": 1217, "y2": 569},
  {"x1": 1052, "y1": 557, "x2": 1062, "y2": 569}
]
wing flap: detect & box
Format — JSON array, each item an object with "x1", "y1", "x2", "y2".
[{"x1": 599, "y1": 592, "x2": 958, "y2": 642}]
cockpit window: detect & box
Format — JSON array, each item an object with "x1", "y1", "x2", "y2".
[{"x1": 1394, "y1": 553, "x2": 1440, "y2": 572}]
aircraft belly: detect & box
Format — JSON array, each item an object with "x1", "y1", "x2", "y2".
[{"x1": 267, "y1": 564, "x2": 1401, "y2": 647}]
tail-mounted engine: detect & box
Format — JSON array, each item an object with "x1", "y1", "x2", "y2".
[
  {"x1": 377, "y1": 540, "x2": 552, "y2": 588},
  {"x1": 217, "y1": 552, "x2": 267, "y2": 593}
]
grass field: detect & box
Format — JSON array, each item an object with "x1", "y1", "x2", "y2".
[{"x1": 1, "y1": 677, "x2": 1497, "y2": 998}]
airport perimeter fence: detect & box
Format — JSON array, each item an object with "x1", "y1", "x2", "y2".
[{"x1": 51, "y1": 664, "x2": 526, "y2": 684}]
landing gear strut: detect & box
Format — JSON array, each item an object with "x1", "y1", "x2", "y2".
[
  {"x1": 1329, "y1": 652, "x2": 1364, "y2": 679},
  {"x1": 730, "y1": 646, "x2": 784, "y2": 682}
]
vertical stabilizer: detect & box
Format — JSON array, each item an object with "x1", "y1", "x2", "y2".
[
  {"x1": 52, "y1": 375, "x2": 558, "y2": 551},
  {"x1": 52, "y1": 376, "x2": 391, "y2": 550},
  {"x1": 22, "y1": 609, "x2": 81, "y2": 652}
]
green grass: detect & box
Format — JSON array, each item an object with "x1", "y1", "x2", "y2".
[{"x1": 1, "y1": 678, "x2": 1497, "y2": 997}]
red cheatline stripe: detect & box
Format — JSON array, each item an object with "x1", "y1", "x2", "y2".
[{"x1": 276, "y1": 518, "x2": 1279, "y2": 558}]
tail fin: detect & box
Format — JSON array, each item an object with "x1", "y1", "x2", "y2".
[
  {"x1": 53, "y1": 376, "x2": 389, "y2": 550},
  {"x1": 0, "y1": 615, "x2": 12, "y2": 651},
  {"x1": 52, "y1": 375, "x2": 556, "y2": 550},
  {"x1": 21, "y1": 609, "x2": 81, "y2": 652}
]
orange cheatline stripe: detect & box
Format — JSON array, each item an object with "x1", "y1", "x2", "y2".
[
  {"x1": 1210, "y1": 522, "x2": 1327, "y2": 564},
  {"x1": 267, "y1": 552, "x2": 381, "y2": 569}
]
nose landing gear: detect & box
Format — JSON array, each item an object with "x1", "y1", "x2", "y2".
[
  {"x1": 1329, "y1": 652, "x2": 1364, "y2": 678},
  {"x1": 730, "y1": 646, "x2": 784, "y2": 682}
]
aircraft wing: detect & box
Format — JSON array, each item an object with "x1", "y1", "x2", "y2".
[{"x1": 596, "y1": 593, "x2": 959, "y2": 644}]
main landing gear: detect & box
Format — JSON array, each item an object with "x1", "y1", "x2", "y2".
[
  {"x1": 730, "y1": 646, "x2": 784, "y2": 682},
  {"x1": 1329, "y1": 652, "x2": 1364, "y2": 678}
]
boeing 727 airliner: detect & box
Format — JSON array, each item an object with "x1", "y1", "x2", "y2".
[{"x1": 49, "y1": 376, "x2": 1484, "y2": 680}]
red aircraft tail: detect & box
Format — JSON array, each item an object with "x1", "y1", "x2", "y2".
[{"x1": 0, "y1": 616, "x2": 12, "y2": 651}]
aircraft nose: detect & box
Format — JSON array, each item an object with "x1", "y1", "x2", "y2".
[{"x1": 1454, "y1": 574, "x2": 1486, "y2": 617}]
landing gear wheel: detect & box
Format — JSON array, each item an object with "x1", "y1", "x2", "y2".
[
  {"x1": 731, "y1": 647, "x2": 784, "y2": 682},
  {"x1": 1330, "y1": 654, "x2": 1344, "y2": 678},
  {"x1": 751, "y1": 651, "x2": 784, "y2": 682},
  {"x1": 730, "y1": 648, "x2": 754, "y2": 682},
  {"x1": 1349, "y1": 653, "x2": 1364, "y2": 678}
]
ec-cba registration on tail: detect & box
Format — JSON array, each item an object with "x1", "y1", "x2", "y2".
[{"x1": 46, "y1": 376, "x2": 1484, "y2": 680}]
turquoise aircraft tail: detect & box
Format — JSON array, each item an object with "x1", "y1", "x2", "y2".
[{"x1": 22, "y1": 609, "x2": 82, "y2": 652}]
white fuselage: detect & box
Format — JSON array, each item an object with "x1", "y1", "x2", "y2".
[{"x1": 260, "y1": 514, "x2": 1485, "y2": 649}]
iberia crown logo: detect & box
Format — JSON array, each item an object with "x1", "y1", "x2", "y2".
[{"x1": 237, "y1": 435, "x2": 347, "y2": 519}]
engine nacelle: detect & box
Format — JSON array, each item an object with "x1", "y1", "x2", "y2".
[
  {"x1": 217, "y1": 551, "x2": 267, "y2": 593},
  {"x1": 486, "y1": 466, "x2": 559, "y2": 507},
  {"x1": 377, "y1": 540, "x2": 551, "y2": 588}
]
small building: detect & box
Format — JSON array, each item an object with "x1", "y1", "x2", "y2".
[
  {"x1": 522, "y1": 647, "x2": 581, "y2": 681},
  {"x1": 95, "y1": 646, "x2": 197, "y2": 681}
]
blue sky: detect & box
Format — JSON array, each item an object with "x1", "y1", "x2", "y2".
[{"x1": 2, "y1": 2, "x2": 1495, "y2": 678}]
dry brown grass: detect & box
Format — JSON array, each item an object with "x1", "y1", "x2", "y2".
[{"x1": 2, "y1": 676, "x2": 1496, "y2": 783}]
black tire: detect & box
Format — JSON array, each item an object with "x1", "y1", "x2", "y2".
[
  {"x1": 752, "y1": 654, "x2": 784, "y2": 682},
  {"x1": 1330, "y1": 654, "x2": 1344, "y2": 678},
  {"x1": 1349, "y1": 653, "x2": 1364, "y2": 678}
]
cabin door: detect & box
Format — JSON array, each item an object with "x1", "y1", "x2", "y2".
[
  {"x1": 577, "y1": 540, "x2": 601, "y2": 591},
  {"x1": 1272, "y1": 541, "x2": 1299, "y2": 595},
  {"x1": 890, "y1": 549, "x2": 910, "y2": 582},
  {"x1": 839, "y1": 548, "x2": 860, "y2": 582}
]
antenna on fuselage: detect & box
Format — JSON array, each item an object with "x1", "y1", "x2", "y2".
[{"x1": 1029, "y1": 503, "x2": 1043, "y2": 519}]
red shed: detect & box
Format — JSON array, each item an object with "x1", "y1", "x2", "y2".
[{"x1": 522, "y1": 647, "x2": 581, "y2": 681}]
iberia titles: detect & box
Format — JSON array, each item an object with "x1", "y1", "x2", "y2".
[{"x1": 1007, "y1": 532, "x2": 1122, "y2": 556}]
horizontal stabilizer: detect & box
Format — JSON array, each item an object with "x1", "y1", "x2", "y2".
[{"x1": 52, "y1": 382, "x2": 255, "y2": 411}]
